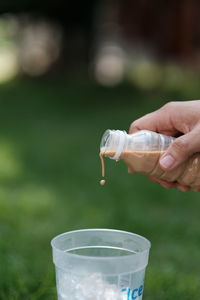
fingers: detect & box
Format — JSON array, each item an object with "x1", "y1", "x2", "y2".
[
  {"x1": 129, "y1": 104, "x2": 179, "y2": 136},
  {"x1": 149, "y1": 176, "x2": 190, "y2": 192},
  {"x1": 159, "y1": 124, "x2": 200, "y2": 171},
  {"x1": 129, "y1": 111, "x2": 160, "y2": 133},
  {"x1": 129, "y1": 101, "x2": 200, "y2": 190},
  {"x1": 176, "y1": 184, "x2": 190, "y2": 192},
  {"x1": 149, "y1": 177, "x2": 176, "y2": 189}
]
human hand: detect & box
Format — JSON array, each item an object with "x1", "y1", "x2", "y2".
[{"x1": 129, "y1": 100, "x2": 200, "y2": 192}]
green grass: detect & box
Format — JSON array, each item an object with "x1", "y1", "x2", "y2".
[{"x1": 0, "y1": 77, "x2": 200, "y2": 299}]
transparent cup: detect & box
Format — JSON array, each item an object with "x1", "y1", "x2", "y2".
[{"x1": 51, "y1": 228, "x2": 151, "y2": 300}]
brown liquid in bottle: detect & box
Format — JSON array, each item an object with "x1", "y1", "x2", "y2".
[{"x1": 100, "y1": 150, "x2": 200, "y2": 189}]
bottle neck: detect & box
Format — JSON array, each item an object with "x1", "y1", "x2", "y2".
[{"x1": 100, "y1": 130, "x2": 127, "y2": 160}]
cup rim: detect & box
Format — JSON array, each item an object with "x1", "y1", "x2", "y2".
[{"x1": 51, "y1": 228, "x2": 151, "y2": 261}]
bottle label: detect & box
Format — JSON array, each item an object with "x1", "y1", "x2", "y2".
[{"x1": 121, "y1": 285, "x2": 144, "y2": 299}]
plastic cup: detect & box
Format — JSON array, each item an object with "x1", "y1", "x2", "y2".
[{"x1": 51, "y1": 229, "x2": 151, "y2": 300}]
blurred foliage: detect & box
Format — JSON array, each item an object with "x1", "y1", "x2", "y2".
[{"x1": 0, "y1": 77, "x2": 200, "y2": 299}]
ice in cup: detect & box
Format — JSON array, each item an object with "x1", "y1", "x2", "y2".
[{"x1": 51, "y1": 229, "x2": 151, "y2": 300}]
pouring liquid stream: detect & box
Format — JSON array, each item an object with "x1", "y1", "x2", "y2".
[{"x1": 99, "y1": 152, "x2": 106, "y2": 185}]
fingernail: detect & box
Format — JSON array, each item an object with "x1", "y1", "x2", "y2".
[{"x1": 160, "y1": 155, "x2": 176, "y2": 169}]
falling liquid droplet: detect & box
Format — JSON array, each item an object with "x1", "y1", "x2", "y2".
[{"x1": 100, "y1": 179, "x2": 106, "y2": 186}]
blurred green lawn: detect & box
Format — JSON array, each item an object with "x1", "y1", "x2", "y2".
[{"x1": 0, "y1": 77, "x2": 200, "y2": 300}]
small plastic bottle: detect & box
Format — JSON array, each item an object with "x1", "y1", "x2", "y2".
[{"x1": 100, "y1": 129, "x2": 200, "y2": 189}]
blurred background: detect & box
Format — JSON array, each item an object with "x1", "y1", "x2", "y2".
[{"x1": 0, "y1": 0, "x2": 200, "y2": 299}]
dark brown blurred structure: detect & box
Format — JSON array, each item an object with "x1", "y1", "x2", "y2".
[
  {"x1": 0, "y1": 0, "x2": 98, "y2": 72},
  {"x1": 118, "y1": 0, "x2": 200, "y2": 64},
  {"x1": 0, "y1": 0, "x2": 199, "y2": 76}
]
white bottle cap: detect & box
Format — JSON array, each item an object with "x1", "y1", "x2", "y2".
[{"x1": 100, "y1": 130, "x2": 127, "y2": 161}]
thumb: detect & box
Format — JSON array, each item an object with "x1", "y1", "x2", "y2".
[{"x1": 159, "y1": 127, "x2": 200, "y2": 171}]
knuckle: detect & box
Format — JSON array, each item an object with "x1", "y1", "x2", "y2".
[
  {"x1": 168, "y1": 101, "x2": 177, "y2": 106},
  {"x1": 172, "y1": 138, "x2": 188, "y2": 155},
  {"x1": 129, "y1": 120, "x2": 140, "y2": 133},
  {"x1": 129, "y1": 122, "x2": 135, "y2": 133},
  {"x1": 161, "y1": 101, "x2": 177, "y2": 111}
]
